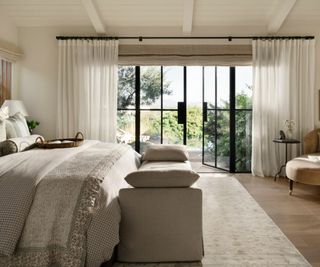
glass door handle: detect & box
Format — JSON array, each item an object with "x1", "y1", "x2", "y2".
[
  {"x1": 203, "y1": 102, "x2": 208, "y2": 122},
  {"x1": 177, "y1": 102, "x2": 186, "y2": 124}
]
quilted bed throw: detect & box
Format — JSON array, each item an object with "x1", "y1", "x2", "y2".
[{"x1": 0, "y1": 141, "x2": 130, "y2": 267}]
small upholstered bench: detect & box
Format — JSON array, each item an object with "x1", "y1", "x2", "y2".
[
  {"x1": 286, "y1": 129, "x2": 320, "y2": 194},
  {"x1": 117, "y1": 145, "x2": 203, "y2": 263},
  {"x1": 286, "y1": 155, "x2": 320, "y2": 194}
]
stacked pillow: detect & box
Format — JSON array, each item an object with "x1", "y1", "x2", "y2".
[
  {"x1": 142, "y1": 144, "x2": 189, "y2": 161},
  {"x1": 125, "y1": 144, "x2": 199, "y2": 188},
  {"x1": 0, "y1": 108, "x2": 7, "y2": 142},
  {"x1": 0, "y1": 118, "x2": 6, "y2": 142},
  {"x1": 0, "y1": 111, "x2": 38, "y2": 157},
  {"x1": 0, "y1": 135, "x2": 42, "y2": 157},
  {"x1": 5, "y1": 112, "x2": 30, "y2": 138}
]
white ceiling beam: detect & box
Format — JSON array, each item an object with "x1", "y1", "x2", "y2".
[
  {"x1": 268, "y1": 0, "x2": 296, "y2": 34},
  {"x1": 183, "y1": 0, "x2": 194, "y2": 35},
  {"x1": 81, "y1": 0, "x2": 106, "y2": 34}
]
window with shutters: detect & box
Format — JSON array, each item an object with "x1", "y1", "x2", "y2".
[{"x1": 0, "y1": 59, "x2": 12, "y2": 105}]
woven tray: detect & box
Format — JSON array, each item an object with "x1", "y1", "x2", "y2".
[{"x1": 36, "y1": 132, "x2": 84, "y2": 149}]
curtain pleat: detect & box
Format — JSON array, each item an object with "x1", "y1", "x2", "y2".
[
  {"x1": 252, "y1": 39, "x2": 315, "y2": 177},
  {"x1": 57, "y1": 39, "x2": 119, "y2": 142}
]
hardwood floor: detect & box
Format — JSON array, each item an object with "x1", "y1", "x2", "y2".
[{"x1": 235, "y1": 174, "x2": 320, "y2": 267}]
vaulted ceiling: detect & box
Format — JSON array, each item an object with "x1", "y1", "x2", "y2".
[{"x1": 0, "y1": 0, "x2": 319, "y2": 35}]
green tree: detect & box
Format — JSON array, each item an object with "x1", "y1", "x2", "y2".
[
  {"x1": 204, "y1": 85, "x2": 252, "y2": 171},
  {"x1": 118, "y1": 66, "x2": 171, "y2": 108}
]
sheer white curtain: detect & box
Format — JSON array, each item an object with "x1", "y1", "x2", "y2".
[
  {"x1": 57, "y1": 39, "x2": 119, "y2": 142},
  {"x1": 252, "y1": 39, "x2": 315, "y2": 177}
]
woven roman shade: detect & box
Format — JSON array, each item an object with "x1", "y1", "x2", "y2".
[
  {"x1": 0, "y1": 40, "x2": 22, "y2": 62},
  {"x1": 118, "y1": 44, "x2": 252, "y2": 66}
]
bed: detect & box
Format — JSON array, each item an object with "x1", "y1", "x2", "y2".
[{"x1": 0, "y1": 140, "x2": 140, "y2": 267}]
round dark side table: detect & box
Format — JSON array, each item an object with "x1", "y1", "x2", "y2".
[{"x1": 273, "y1": 139, "x2": 300, "y2": 181}]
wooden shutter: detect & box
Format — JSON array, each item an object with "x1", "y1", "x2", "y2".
[{"x1": 0, "y1": 59, "x2": 12, "y2": 105}]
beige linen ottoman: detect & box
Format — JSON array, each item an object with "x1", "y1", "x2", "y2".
[{"x1": 117, "y1": 160, "x2": 203, "y2": 263}]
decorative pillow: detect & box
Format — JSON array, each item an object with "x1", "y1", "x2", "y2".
[
  {"x1": 0, "y1": 109, "x2": 8, "y2": 142},
  {"x1": 0, "y1": 135, "x2": 43, "y2": 157},
  {"x1": 125, "y1": 161, "x2": 199, "y2": 188},
  {"x1": 5, "y1": 112, "x2": 30, "y2": 138},
  {"x1": 142, "y1": 144, "x2": 189, "y2": 162},
  {"x1": 0, "y1": 119, "x2": 6, "y2": 142}
]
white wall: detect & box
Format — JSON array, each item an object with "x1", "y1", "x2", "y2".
[
  {"x1": 17, "y1": 27, "x2": 95, "y2": 138},
  {"x1": 0, "y1": 10, "x2": 18, "y2": 45},
  {"x1": 0, "y1": 10, "x2": 19, "y2": 99},
  {"x1": 16, "y1": 23, "x2": 320, "y2": 139}
]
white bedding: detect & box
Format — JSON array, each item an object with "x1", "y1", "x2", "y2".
[{"x1": 0, "y1": 141, "x2": 140, "y2": 266}]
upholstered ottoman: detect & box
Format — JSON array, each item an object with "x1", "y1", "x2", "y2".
[
  {"x1": 117, "y1": 145, "x2": 203, "y2": 263},
  {"x1": 286, "y1": 154, "x2": 320, "y2": 194}
]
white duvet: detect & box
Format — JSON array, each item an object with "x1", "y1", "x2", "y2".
[{"x1": 0, "y1": 141, "x2": 140, "y2": 267}]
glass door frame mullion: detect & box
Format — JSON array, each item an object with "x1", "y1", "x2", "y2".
[
  {"x1": 202, "y1": 67, "x2": 205, "y2": 165},
  {"x1": 183, "y1": 66, "x2": 187, "y2": 145},
  {"x1": 229, "y1": 67, "x2": 236, "y2": 173},
  {"x1": 135, "y1": 66, "x2": 141, "y2": 153},
  {"x1": 214, "y1": 66, "x2": 218, "y2": 168},
  {"x1": 160, "y1": 66, "x2": 163, "y2": 143}
]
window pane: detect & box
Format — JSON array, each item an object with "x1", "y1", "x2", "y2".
[
  {"x1": 163, "y1": 66, "x2": 183, "y2": 109},
  {"x1": 204, "y1": 67, "x2": 215, "y2": 108},
  {"x1": 118, "y1": 66, "x2": 135, "y2": 109},
  {"x1": 140, "y1": 111, "x2": 161, "y2": 152},
  {"x1": 203, "y1": 110, "x2": 215, "y2": 165},
  {"x1": 187, "y1": 66, "x2": 202, "y2": 108},
  {"x1": 236, "y1": 66, "x2": 252, "y2": 109},
  {"x1": 117, "y1": 110, "x2": 135, "y2": 148},
  {"x1": 186, "y1": 67, "x2": 203, "y2": 162},
  {"x1": 140, "y1": 66, "x2": 161, "y2": 109},
  {"x1": 216, "y1": 110, "x2": 230, "y2": 169},
  {"x1": 163, "y1": 111, "x2": 183, "y2": 144},
  {"x1": 187, "y1": 106, "x2": 203, "y2": 162},
  {"x1": 217, "y1": 67, "x2": 229, "y2": 109},
  {"x1": 236, "y1": 111, "x2": 252, "y2": 172}
]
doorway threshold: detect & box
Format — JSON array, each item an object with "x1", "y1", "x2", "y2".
[{"x1": 190, "y1": 161, "x2": 227, "y2": 173}]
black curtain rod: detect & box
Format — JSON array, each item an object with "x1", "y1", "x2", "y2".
[{"x1": 56, "y1": 35, "x2": 314, "y2": 41}]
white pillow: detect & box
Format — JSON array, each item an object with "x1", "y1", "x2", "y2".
[
  {"x1": 142, "y1": 144, "x2": 189, "y2": 161},
  {"x1": 125, "y1": 161, "x2": 199, "y2": 188},
  {"x1": 5, "y1": 112, "x2": 30, "y2": 138},
  {"x1": 0, "y1": 135, "x2": 43, "y2": 157},
  {"x1": 0, "y1": 118, "x2": 6, "y2": 142}
]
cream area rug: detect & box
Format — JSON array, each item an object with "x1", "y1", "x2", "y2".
[{"x1": 114, "y1": 174, "x2": 310, "y2": 266}]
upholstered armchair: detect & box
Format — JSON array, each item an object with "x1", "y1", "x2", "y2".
[{"x1": 303, "y1": 128, "x2": 320, "y2": 154}]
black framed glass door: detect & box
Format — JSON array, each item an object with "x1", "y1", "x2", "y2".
[
  {"x1": 203, "y1": 66, "x2": 231, "y2": 171},
  {"x1": 202, "y1": 66, "x2": 252, "y2": 172},
  {"x1": 117, "y1": 65, "x2": 252, "y2": 173}
]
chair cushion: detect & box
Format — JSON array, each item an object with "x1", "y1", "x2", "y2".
[
  {"x1": 286, "y1": 154, "x2": 320, "y2": 185},
  {"x1": 142, "y1": 144, "x2": 189, "y2": 161},
  {"x1": 125, "y1": 161, "x2": 199, "y2": 188}
]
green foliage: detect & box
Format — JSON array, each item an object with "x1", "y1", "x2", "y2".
[
  {"x1": 163, "y1": 111, "x2": 183, "y2": 143},
  {"x1": 118, "y1": 66, "x2": 171, "y2": 108},
  {"x1": 118, "y1": 66, "x2": 136, "y2": 108},
  {"x1": 27, "y1": 120, "x2": 40, "y2": 131},
  {"x1": 186, "y1": 106, "x2": 202, "y2": 147}
]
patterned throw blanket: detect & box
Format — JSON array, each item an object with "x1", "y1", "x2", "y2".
[{"x1": 0, "y1": 141, "x2": 130, "y2": 267}]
